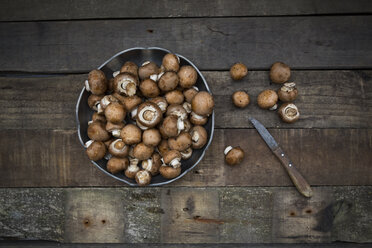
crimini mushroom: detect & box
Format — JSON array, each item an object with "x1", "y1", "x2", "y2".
[
  {"x1": 137, "y1": 102, "x2": 163, "y2": 128},
  {"x1": 183, "y1": 87, "x2": 199, "y2": 103},
  {"x1": 257, "y1": 89, "x2": 278, "y2": 110},
  {"x1": 158, "y1": 71, "x2": 179, "y2": 92},
  {"x1": 100, "y1": 95, "x2": 119, "y2": 110},
  {"x1": 191, "y1": 91, "x2": 214, "y2": 116},
  {"x1": 139, "y1": 61, "x2": 159, "y2": 80},
  {"x1": 182, "y1": 102, "x2": 192, "y2": 114},
  {"x1": 278, "y1": 82, "x2": 298, "y2": 102},
  {"x1": 107, "y1": 157, "x2": 129, "y2": 174},
  {"x1": 142, "y1": 128, "x2": 161, "y2": 147},
  {"x1": 180, "y1": 147, "x2": 193, "y2": 160},
  {"x1": 140, "y1": 79, "x2": 160, "y2": 98},
  {"x1": 114, "y1": 73, "x2": 138, "y2": 96},
  {"x1": 163, "y1": 150, "x2": 182, "y2": 168},
  {"x1": 165, "y1": 90, "x2": 184, "y2": 105},
  {"x1": 149, "y1": 97, "x2": 168, "y2": 113},
  {"x1": 120, "y1": 61, "x2": 139, "y2": 77},
  {"x1": 160, "y1": 116, "x2": 179, "y2": 138},
  {"x1": 107, "y1": 78, "x2": 115, "y2": 93},
  {"x1": 178, "y1": 65, "x2": 197, "y2": 88},
  {"x1": 87, "y1": 121, "x2": 111, "y2": 141},
  {"x1": 105, "y1": 121, "x2": 125, "y2": 138},
  {"x1": 166, "y1": 104, "x2": 188, "y2": 120},
  {"x1": 92, "y1": 112, "x2": 106, "y2": 123},
  {"x1": 125, "y1": 157, "x2": 140, "y2": 179},
  {"x1": 104, "y1": 102, "x2": 126, "y2": 123},
  {"x1": 278, "y1": 103, "x2": 300, "y2": 123},
  {"x1": 162, "y1": 53, "x2": 180, "y2": 72},
  {"x1": 120, "y1": 95, "x2": 142, "y2": 112},
  {"x1": 232, "y1": 91, "x2": 250, "y2": 108},
  {"x1": 230, "y1": 63, "x2": 248, "y2": 80},
  {"x1": 135, "y1": 170, "x2": 152, "y2": 186},
  {"x1": 85, "y1": 140, "x2": 106, "y2": 161},
  {"x1": 158, "y1": 139, "x2": 170, "y2": 156},
  {"x1": 88, "y1": 94, "x2": 103, "y2": 110},
  {"x1": 136, "y1": 119, "x2": 149, "y2": 131},
  {"x1": 159, "y1": 165, "x2": 181, "y2": 179},
  {"x1": 190, "y1": 125, "x2": 208, "y2": 149},
  {"x1": 133, "y1": 142, "x2": 154, "y2": 160},
  {"x1": 168, "y1": 132, "x2": 192, "y2": 151},
  {"x1": 85, "y1": 69, "x2": 107, "y2": 95},
  {"x1": 108, "y1": 139, "x2": 129, "y2": 158},
  {"x1": 120, "y1": 124, "x2": 142, "y2": 145},
  {"x1": 270, "y1": 62, "x2": 291, "y2": 84},
  {"x1": 142, "y1": 153, "x2": 162, "y2": 175},
  {"x1": 224, "y1": 146, "x2": 245, "y2": 165},
  {"x1": 190, "y1": 111, "x2": 208, "y2": 125}
]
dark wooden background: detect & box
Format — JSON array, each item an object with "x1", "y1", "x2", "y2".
[{"x1": 0, "y1": 0, "x2": 371, "y2": 247}]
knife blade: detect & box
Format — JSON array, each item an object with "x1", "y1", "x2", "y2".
[{"x1": 249, "y1": 117, "x2": 313, "y2": 198}]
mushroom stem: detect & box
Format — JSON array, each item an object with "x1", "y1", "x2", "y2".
[
  {"x1": 113, "y1": 71, "x2": 120, "y2": 77},
  {"x1": 142, "y1": 61, "x2": 150, "y2": 66},
  {"x1": 112, "y1": 129, "x2": 121, "y2": 138},
  {"x1": 85, "y1": 80, "x2": 90, "y2": 92},
  {"x1": 85, "y1": 140, "x2": 94, "y2": 148},
  {"x1": 97, "y1": 103, "x2": 103, "y2": 114},
  {"x1": 224, "y1": 146, "x2": 233, "y2": 155},
  {"x1": 131, "y1": 107, "x2": 138, "y2": 119},
  {"x1": 170, "y1": 158, "x2": 181, "y2": 168},
  {"x1": 269, "y1": 104, "x2": 278, "y2": 111},
  {"x1": 177, "y1": 118, "x2": 185, "y2": 133},
  {"x1": 104, "y1": 153, "x2": 112, "y2": 160},
  {"x1": 192, "y1": 131, "x2": 199, "y2": 143}
]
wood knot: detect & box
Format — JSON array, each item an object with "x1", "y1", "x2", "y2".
[
  {"x1": 305, "y1": 209, "x2": 312, "y2": 214},
  {"x1": 289, "y1": 211, "x2": 296, "y2": 216},
  {"x1": 83, "y1": 218, "x2": 90, "y2": 226},
  {"x1": 101, "y1": 219, "x2": 106, "y2": 224}
]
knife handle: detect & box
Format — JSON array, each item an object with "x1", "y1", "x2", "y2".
[{"x1": 273, "y1": 147, "x2": 313, "y2": 198}]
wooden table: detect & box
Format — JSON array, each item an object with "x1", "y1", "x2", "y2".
[{"x1": 0, "y1": 1, "x2": 371, "y2": 247}]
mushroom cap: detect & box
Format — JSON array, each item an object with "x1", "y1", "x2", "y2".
[
  {"x1": 190, "y1": 111, "x2": 208, "y2": 125},
  {"x1": 120, "y1": 61, "x2": 139, "y2": 77},
  {"x1": 107, "y1": 78, "x2": 115, "y2": 93},
  {"x1": 190, "y1": 125, "x2": 208, "y2": 149},
  {"x1": 278, "y1": 103, "x2": 300, "y2": 123},
  {"x1": 278, "y1": 82, "x2": 298, "y2": 102},
  {"x1": 139, "y1": 61, "x2": 159, "y2": 80},
  {"x1": 142, "y1": 128, "x2": 161, "y2": 147},
  {"x1": 88, "y1": 69, "x2": 107, "y2": 95},
  {"x1": 230, "y1": 63, "x2": 248, "y2": 80},
  {"x1": 104, "y1": 102, "x2": 126, "y2": 124},
  {"x1": 225, "y1": 146, "x2": 245, "y2": 165},
  {"x1": 87, "y1": 121, "x2": 111, "y2": 141},
  {"x1": 168, "y1": 132, "x2": 192, "y2": 151},
  {"x1": 92, "y1": 112, "x2": 106, "y2": 123},
  {"x1": 120, "y1": 95, "x2": 142, "y2": 111},
  {"x1": 180, "y1": 147, "x2": 193, "y2": 160},
  {"x1": 191, "y1": 91, "x2": 214, "y2": 116},
  {"x1": 163, "y1": 150, "x2": 182, "y2": 165},
  {"x1": 158, "y1": 139, "x2": 170, "y2": 157},
  {"x1": 125, "y1": 162, "x2": 140, "y2": 179},
  {"x1": 162, "y1": 53, "x2": 180, "y2": 72},
  {"x1": 257, "y1": 89, "x2": 278, "y2": 109},
  {"x1": 108, "y1": 139, "x2": 129, "y2": 158},
  {"x1": 270, "y1": 62, "x2": 291, "y2": 84},
  {"x1": 178, "y1": 65, "x2": 197, "y2": 88},
  {"x1": 137, "y1": 102, "x2": 163, "y2": 128},
  {"x1": 232, "y1": 91, "x2": 250, "y2": 108},
  {"x1": 165, "y1": 90, "x2": 184, "y2": 105},
  {"x1": 159, "y1": 166, "x2": 181, "y2": 179},
  {"x1": 140, "y1": 79, "x2": 160, "y2": 98},
  {"x1": 88, "y1": 94, "x2": 103, "y2": 110},
  {"x1": 114, "y1": 73, "x2": 138, "y2": 96},
  {"x1": 142, "y1": 153, "x2": 162, "y2": 176},
  {"x1": 107, "y1": 157, "x2": 129, "y2": 174},
  {"x1": 161, "y1": 116, "x2": 179, "y2": 138},
  {"x1": 105, "y1": 121, "x2": 124, "y2": 132},
  {"x1": 133, "y1": 142, "x2": 154, "y2": 160},
  {"x1": 158, "y1": 71, "x2": 179, "y2": 92},
  {"x1": 166, "y1": 104, "x2": 188, "y2": 120},
  {"x1": 121, "y1": 124, "x2": 142, "y2": 145},
  {"x1": 86, "y1": 141, "x2": 107, "y2": 161},
  {"x1": 149, "y1": 97, "x2": 168, "y2": 113},
  {"x1": 135, "y1": 170, "x2": 152, "y2": 186},
  {"x1": 183, "y1": 87, "x2": 199, "y2": 103}
]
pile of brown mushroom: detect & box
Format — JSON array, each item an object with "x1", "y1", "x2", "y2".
[{"x1": 84, "y1": 53, "x2": 214, "y2": 186}]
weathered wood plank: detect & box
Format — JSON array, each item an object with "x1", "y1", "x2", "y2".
[
  {"x1": 0, "y1": 129, "x2": 370, "y2": 187},
  {"x1": 0, "y1": 187, "x2": 371, "y2": 243},
  {"x1": 0, "y1": 16, "x2": 371, "y2": 72},
  {"x1": 1, "y1": 70, "x2": 371, "y2": 130},
  {"x1": 1, "y1": 0, "x2": 371, "y2": 21}
]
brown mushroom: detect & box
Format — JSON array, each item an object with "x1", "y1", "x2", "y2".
[
  {"x1": 190, "y1": 125, "x2": 208, "y2": 149},
  {"x1": 138, "y1": 61, "x2": 159, "y2": 80},
  {"x1": 278, "y1": 82, "x2": 298, "y2": 102},
  {"x1": 88, "y1": 94, "x2": 103, "y2": 110},
  {"x1": 232, "y1": 91, "x2": 250, "y2": 108},
  {"x1": 107, "y1": 78, "x2": 115, "y2": 93},
  {"x1": 160, "y1": 116, "x2": 178, "y2": 138},
  {"x1": 125, "y1": 157, "x2": 140, "y2": 179},
  {"x1": 183, "y1": 87, "x2": 199, "y2": 103},
  {"x1": 162, "y1": 53, "x2": 180, "y2": 72},
  {"x1": 224, "y1": 146, "x2": 245, "y2": 165},
  {"x1": 142, "y1": 128, "x2": 161, "y2": 147},
  {"x1": 135, "y1": 170, "x2": 152, "y2": 186},
  {"x1": 85, "y1": 140, "x2": 107, "y2": 161},
  {"x1": 92, "y1": 112, "x2": 106, "y2": 123},
  {"x1": 133, "y1": 142, "x2": 154, "y2": 160},
  {"x1": 164, "y1": 90, "x2": 184, "y2": 105},
  {"x1": 257, "y1": 89, "x2": 278, "y2": 110},
  {"x1": 121, "y1": 124, "x2": 142, "y2": 145},
  {"x1": 191, "y1": 91, "x2": 214, "y2": 116},
  {"x1": 108, "y1": 139, "x2": 129, "y2": 158},
  {"x1": 142, "y1": 153, "x2": 162, "y2": 176},
  {"x1": 163, "y1": 150, "x2": 182, "y2": 168},
  {"x1": 149, "y1": 97, "x2": 168, "y2": 113},
  {"x1": 107, "y1": 157, "x2": 129, "y2": 174},
  {"x1": 166, "y1": 104, "x2": 188, "y2": 120},
  {"x1": 114, "y1": 72, "x2": 138, "y2": 96},
  {"x1": 104, "y1": 102, "x2": 126, "y2": 123},
  {"x1": 159, "y1": 165, "x2": 181, "y2": 179},
  {"x1": 278, "y1": 103, "x2": 300, "y2": 123},
  {"x1": 158, "y1": 139, "x2": 170, "y2": 157},
  {"x1": 178, "y1": 65, "x2": 197, "y2": 88},
  {"x1": 168, "y1": 132, "x2": 192, "y2": 151},
  {"x1": 158, "y1": 71, "x2": 179, "y2": 92},
  {"x1": 230, "y1": 63, "x2": 248, "y2": 80},
  {"x1": 120, "y1": 61, "x2": 139, "y2": 77},
  {"x1": 105, "y1": 121, "x2": 124, "y2": 138},
  {"x1": 182, "y1": 102, "x2": 192, "y2": 114},
  {"x1": 180, "y1": 147, "x2": 193, "y2": 160},
  {"x1": 85, "y1": 69, "x2": 107, "y2": 95},
  {"x1": 87, "y1": 121, "x2": 111, "y2": 141},
  {"x1": 137, "y1": 102, "x2": 163, "y2": 128},
  {"x1": 190, "y1": 111, "x2": 208, "y2": 125},
  {"x1": 270, "y1": 62, "x2": 291, "y2": 84},
  {"x1": 100, "y1": 95, "x2": 119, "y2": 110},
  {"x1": 140, "y1": 79, "x2": 160, "y2": 98}
]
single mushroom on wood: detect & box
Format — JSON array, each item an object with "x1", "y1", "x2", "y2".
[
  {"x1": 230, "y1": 63, "x2": 248, "y2": 80},
  {"x1": 257, "y1": 89, "x2": 278, "y2": 110},
  {"x1": 224, "y1": 146, "x2": 245, "y2": 165},
  {"x1": 278, "y1": 103, "x2": 300, "y2": 123},
  {"x1": 278, "y1": 82, "x2": 298, "y2": 102},
  {"x1": 270, "y1": 62, "x2": 291, "y2": 84}
]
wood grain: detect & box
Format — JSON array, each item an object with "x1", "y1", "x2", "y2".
[
  {"x1": 1, "y1": 70, "x2": 371, "y2": 130},
  {"x1": 0, "y1": 0, "x2": 371, "y2": 21},
  {"x1": 0, "y1": 129, "x2": 370, "y2": 187},
  {"x1": 0, "y1": 187, "x2": 371, "y2": 243},
  {"x1": 0, "y1": 16, "x2": 371, "y2": 72}
]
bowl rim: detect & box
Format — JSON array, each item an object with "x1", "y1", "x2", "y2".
[{"x1": 76, "y1": 47, "x2": 215, "y2": 186}]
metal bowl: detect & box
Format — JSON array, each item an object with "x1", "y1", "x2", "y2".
[{"x1": 76, "y1": 47, "x2": 214, "y2": 186}]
